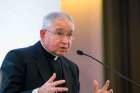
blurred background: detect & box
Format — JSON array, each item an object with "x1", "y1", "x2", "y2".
[
  {"x1": 0, "y1": 0, "x2": 140, "y2": 93},
  {"x1": 0, "y1": 0, "x2": 60, "y2": 66}
]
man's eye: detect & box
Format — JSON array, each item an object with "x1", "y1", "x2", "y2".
[
  {"x1": 68, "y1": 33, "x2": 72, "y2": 37},
  {"x1": 56, "y1": 32, "x2": 63, "y2": 36}
]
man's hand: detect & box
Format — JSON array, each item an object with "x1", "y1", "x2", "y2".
[
  {"x1": 93, "y1": 80, "x2": 113, "y2": 93},
  {"x1": 38, "y1": 73, "x2": 68, "y2": 93}
]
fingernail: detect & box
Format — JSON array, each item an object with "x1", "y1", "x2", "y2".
[
  {"x1": 53, "y1": 73, "x2": 56, "y2": 76},
  {"x1": 110, "y1": 89, "x2": 113, "y2": 93},
  {"x1": 107, "y1": 80, "x2": 110, "y2": 84},
  {"x1": 62, "y1": 80, "x2": 65, "y2": 82}
]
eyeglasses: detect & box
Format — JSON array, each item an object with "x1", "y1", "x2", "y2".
[{"x1": 47, "y1": 30, "x2": 73, "y2": 40}]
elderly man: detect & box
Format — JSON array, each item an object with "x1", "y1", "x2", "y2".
[{"x1": 0, "y1": 12, "x2": 112, "y2": 93}]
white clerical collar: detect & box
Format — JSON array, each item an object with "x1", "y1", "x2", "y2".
[{"x1": 54, "y1": 56, "x2": 59, "y2": 61}]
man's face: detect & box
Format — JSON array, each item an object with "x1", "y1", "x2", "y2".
[{"x1": 40, "y1": 19, "x2": 74, "y2": 56}]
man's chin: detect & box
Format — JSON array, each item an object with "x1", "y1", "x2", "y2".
[{"x1": 57, "y1": 51, "x2": 68, "y2": 56}]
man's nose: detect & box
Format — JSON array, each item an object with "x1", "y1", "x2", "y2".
[{"x1": 61, "y1": 36, "x2": 69, "y2": 43}]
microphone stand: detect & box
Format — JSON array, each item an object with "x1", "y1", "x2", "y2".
[{"x1": 76, "y1": 50, "x2": 140, "y2": 88}]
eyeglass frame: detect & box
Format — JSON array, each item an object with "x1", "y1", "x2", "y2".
[{"x1": 44, "y1": 28, "x2": 74, "y2": 40}]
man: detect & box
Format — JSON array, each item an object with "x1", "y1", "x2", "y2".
[{"x1": 0, "y1": 12, "x2": 112, "y2": 93}]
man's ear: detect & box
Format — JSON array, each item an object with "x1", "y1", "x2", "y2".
[{"x1": 40, "y1": 29, "x2": 46, "y2": 40}]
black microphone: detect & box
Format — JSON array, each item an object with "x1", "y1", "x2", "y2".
[{"x1": 76, "y1": 50, "x2": 140, "y2": 88}]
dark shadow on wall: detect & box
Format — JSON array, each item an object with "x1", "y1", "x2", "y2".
[{"x1": 103, "y1": 0, "x2": 140, "y2": 93}]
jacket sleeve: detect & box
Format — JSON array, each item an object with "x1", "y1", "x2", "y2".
[{"x1": 0, "y1": 50, "x2": 32, "y2": 93}]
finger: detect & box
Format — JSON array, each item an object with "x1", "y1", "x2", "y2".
[
  {"x1": 103, "y1": 80, "x2": 110, "y2": 90},
  {"x1": 47, "y1": 73, "x2": 56, "y2": 83},
  {"x1": 51, "y1": 87, "x2": 68, "y2": 92},
  {"x1": 51, "y1": 80, "x2": 66, "y2": 86},
  {"x1": 109, "y1": 89, "x2": 113, "y2": 93},
  {"x1": 93, "y1": 80, "x2": 99, "y2": 92}
]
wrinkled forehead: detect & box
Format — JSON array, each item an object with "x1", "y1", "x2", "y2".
[{"x1": 49, "y1": 19, "x2": 75, "y2": 32}]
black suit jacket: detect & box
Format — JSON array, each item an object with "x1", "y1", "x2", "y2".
[{"x1": 0, "y1": 41, "x2": 80, "y2": 93}]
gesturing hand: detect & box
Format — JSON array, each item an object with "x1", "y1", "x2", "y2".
[
  {"x1": 93, "y1": 80, "x2": 113, "y2": 93},
  {"x1": 38, "y1": 73, "x2": 68, "y2": 93}
]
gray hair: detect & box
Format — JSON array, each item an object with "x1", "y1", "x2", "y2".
[{"x1": 42, "y1": 12, "x2": 74, "y2": 29}]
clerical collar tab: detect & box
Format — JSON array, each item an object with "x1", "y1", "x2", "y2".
[{"x1": 54, "y1": 56, "x2": 59, "y2": 61}]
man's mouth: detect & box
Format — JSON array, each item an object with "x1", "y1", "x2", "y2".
[
  {"x1": 59, "y1": 47, "x2": 69, "y2": 52},
  {"x1": 60, "y1": 46, "x2": 68, "y2": 49}
]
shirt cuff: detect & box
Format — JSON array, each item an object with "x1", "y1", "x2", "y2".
[{"x1": 32, "y1": 88, "x2": 38, "y2": 93}]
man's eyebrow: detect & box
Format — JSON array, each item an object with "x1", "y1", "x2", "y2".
[
  {"x1": 55, "y1": 28, "x2": 73, "y2": 32},
  {"x1": 55, "y1": 28, "x2": 63, "y2": 31}
]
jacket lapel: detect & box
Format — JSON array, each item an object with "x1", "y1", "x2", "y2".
[
  {"x1": 32, "y1": 41, "x2": 53, "y2": 82},
  {"x1": 35, "y1": 57, "x2": 52, "y2": 82},
  {"x1": 61, "y1": 57, "x2": 73, "y2": 93}
]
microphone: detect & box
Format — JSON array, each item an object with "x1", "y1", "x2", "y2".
[{"x1": 76, "y1": 50, "x2": 140, "y2": 88}]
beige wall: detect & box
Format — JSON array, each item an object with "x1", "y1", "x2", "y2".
[{"x1": 61, "y1": 0, "x2": 104, "y2": 93}]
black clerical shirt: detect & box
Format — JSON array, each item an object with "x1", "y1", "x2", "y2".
[{"x1": 41, "y1": 46, "x2": 66, "y2": 92}]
